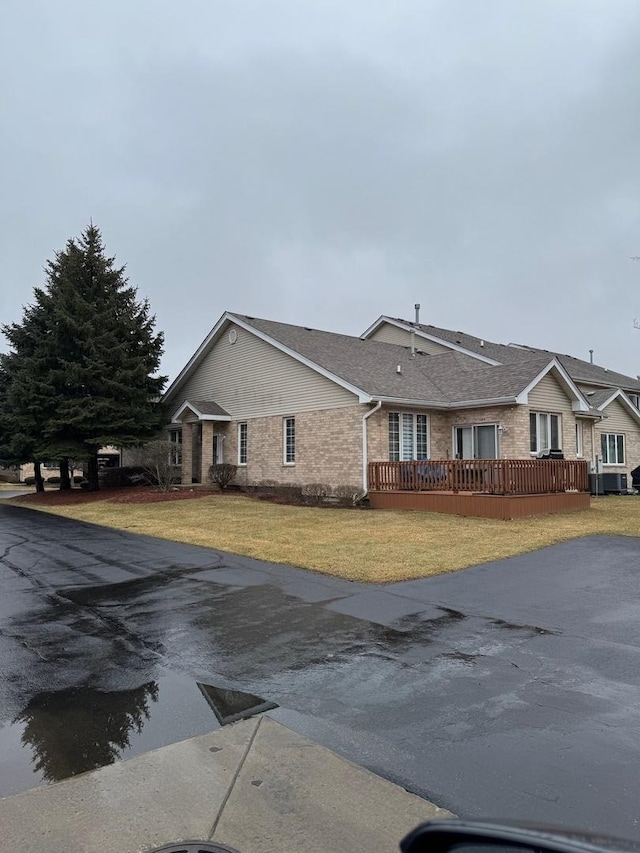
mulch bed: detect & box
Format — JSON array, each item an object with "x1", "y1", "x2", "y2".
[{"x1": 13, "y1": 487, "x2": 220, "y2": 506}]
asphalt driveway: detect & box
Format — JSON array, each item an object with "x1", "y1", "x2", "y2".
[{"x1": 2, "y1": 501, "x2": 640, "y2": 838}]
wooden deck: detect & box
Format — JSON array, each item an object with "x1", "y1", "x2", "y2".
[{"x1": 368, "y1": 459, "x2": 590, "y2": 519}]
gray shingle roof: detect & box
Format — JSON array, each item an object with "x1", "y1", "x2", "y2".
[
  {"x1": 189, "y1": 400, "x2": 231, "y2": 417},
  {"x1": 392, "y1": 318, "x2": 640, "y2": 393},
  {"x1": 236, "y1": 315, "x2": 555, "y2": 405},
  {"x1": 578, "y1": 388, "x2": 617, "y2": 409}
]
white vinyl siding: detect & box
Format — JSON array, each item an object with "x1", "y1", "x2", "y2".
[
  {"x1": 389, "y1": 413, "x2": 429, "y2": 461},
  {"x1": 527, "y1": 373, "x2": 573, "y2": 411},
  {"x1": 597, "y1": 399, "x2": 638, "y2": 433},
  {"x1": 172, "y1": 324, "x2": 357, "y2": 418},
  {"x1": 368, "y1": 324, "x2": 450, "y2": 353}
]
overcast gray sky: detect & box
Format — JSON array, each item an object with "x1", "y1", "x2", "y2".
[{"x1": 2, "y1": 0, "x2": 639, "y2": 383}]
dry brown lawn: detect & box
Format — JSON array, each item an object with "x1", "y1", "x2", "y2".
[{"x1": 15, "y1": 490, "x2": 640, "y2": 583}]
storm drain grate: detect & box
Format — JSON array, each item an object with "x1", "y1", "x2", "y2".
[
  {"x1": 197, "y1": 682, "x2": 278, "y2": 725},
  {"x1": 149, "y1": 842, "x2": 239, "y2": 853}
]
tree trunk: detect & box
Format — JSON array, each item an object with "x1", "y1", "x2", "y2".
[
  {"x1": 86, "y1": 451, "x2": 100, "y2": 491},
  {"x1": 34, "y1": 461, "x2": 45, "y2": 493},
  {"x1": 59, "y1": 457, "x2": 72, "y2": 490}
]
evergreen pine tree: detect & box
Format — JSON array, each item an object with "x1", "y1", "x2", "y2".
[{"x1": 2, "y1": 224, "x2": 167, "y2": 490}]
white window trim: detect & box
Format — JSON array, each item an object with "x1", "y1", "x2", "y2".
[
  {"x1": 452, "y1": 423, "x2": 500, "y2": 459},
  {"x1": 575, "y1": 422, "x2": 583, "y2": 458},
  {"x1": 283, "y1": 416, "x2": 296, "y2": 466},
  {"x1": 529, "y1": 412, "x2": 562, "y2": 456},
  {"x1": 388, "y1": 412, "x2": 430, "y2": 461},
  {"x1": 237, "y1": 422, "x2": 247, "y2": 466},
  {"x1": 600, "y1": 432, "x2": 625, "y2": 466}
]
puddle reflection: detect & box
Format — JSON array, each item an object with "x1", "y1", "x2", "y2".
[
  {"x1": 2, "y1": 675, "x2": 277, "y2": 797},
  {"x1": 15, "y1": 682, "x2": 159, "y2": 783}
]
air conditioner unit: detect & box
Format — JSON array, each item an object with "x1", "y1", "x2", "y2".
[{"x1": 602, "y1": 473, "x2": 628, "y2": 494}]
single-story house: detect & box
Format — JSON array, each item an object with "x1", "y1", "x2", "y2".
[
  {"x1": 161, "y1": 311, "x2": 640, "y2": 499},
  {"x1": 18, "y1": 448, "x2": 122, "y2": 483}
]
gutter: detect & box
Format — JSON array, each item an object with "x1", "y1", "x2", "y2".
[
  {"x1": 375, "y1": 395, "x2": 517, "y2": 409},
  {"x1": 356, "y1": 400, "x2": 382, "y2": 503}
]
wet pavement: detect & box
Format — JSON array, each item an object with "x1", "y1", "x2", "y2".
[{"x1": 2, "y1": 502, "x2": 640, "y2": 838}]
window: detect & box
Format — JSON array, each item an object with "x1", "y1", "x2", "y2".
[
  {"x1": 454, "y1": 424, "x2": 498, "y2": 459},
  {"x1": 530, "y1": 412, "x2": 561, "y2": 455},
  {"x1": 283, "y1": 417, "x2": 295, "y2": 464},
  {"x1": 238, "y1": 422, "x2": 247, "y2": 465},
  {"x1": 575, "y1": 422, "x2": 583, "y2": 457},
  {"x1": 601, "y1": 433, "x2": 625, "y2": 465},
  {"x1": 388, "y1": 413, "x2": 429, "y2": 461},
  {"x1": 168, "y1": 428, "x2": 182, "y2": 465}
]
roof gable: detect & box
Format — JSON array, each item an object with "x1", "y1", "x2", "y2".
[
  {"x1": 596, "y1": 389, "x2": 640, "y2": 425},
  {"x1": 515, "y1": 359, "x2": 590, "y2": 411},
  {"x1": 361, "y1": 317, "x2": 500, "y2": 366},
  {"x1": 163, "y1": 312, "x2": 372, "y2": 404},
  {"x1": 171, "y1": 400, "x2": 231, "y2": 422},
  {"x1": 364, "y1": 317, "x2": 640, "y2": 393}
]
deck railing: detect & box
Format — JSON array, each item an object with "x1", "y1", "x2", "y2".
[{"x1": 368, "y1": 459, "x2": 589, "y2": 495}]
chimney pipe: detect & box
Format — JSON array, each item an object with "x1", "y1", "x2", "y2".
[
  {"x1": 411, "y1": 303, "x2": 420, "y2": 356},
  {"x1": 589, "y1": 349, "x2": 594, "y2": 364}
]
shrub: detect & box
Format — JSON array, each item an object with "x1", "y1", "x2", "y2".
[
  {"x1": 333, "y1": 484, "x2": 362, "y2": 504},
  {"x1": 302, "y1": 483, "x2": 332, "y2": 505},
  {"x1": 24, "y1": 476, "x2": 36, "y2": 486},
  {"x1": 209, "y1": 463, "x2": 238, "y2": 490},
  {"x1": 46, "y1": 476, "x2": 61, "y2": 484},
  {"x1": 99, "y1": 466, "x2": 150, "y2": 487},
  {"x1": 73, "y1": 475, "x2": 84, "y2": 483},
  {"x1": 127, "y1": 440, "x2": 180, "y2": 491}
]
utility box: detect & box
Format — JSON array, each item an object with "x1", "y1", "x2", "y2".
[
  {"x1": 602, "y1": 473, "x2": 628, "y2": 494},
  {"x1": 589, "y1": 473, "x2": 604, "y2": 495}
]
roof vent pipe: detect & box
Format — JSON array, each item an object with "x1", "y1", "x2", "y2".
[
  {"x1": 589, "y1": 349, "x2": 594, "y2": 364},
  {"x1": 411, "y1": 303, "x2": 420, "y2": 356}
]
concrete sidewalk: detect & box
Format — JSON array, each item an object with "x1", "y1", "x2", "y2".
[{"x1": 0, "y1": 716, "x2": 450, "y2": 853}]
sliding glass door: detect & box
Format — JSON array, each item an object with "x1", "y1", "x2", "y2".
[{"x1": 454, "y1": 424, "x2": 498, "y2": 459}]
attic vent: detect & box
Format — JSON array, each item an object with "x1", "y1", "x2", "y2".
[
  {"x1": 304, "y1": 327, "x2": 313, "y2": 331},
  {"x1": 586, "y1": 391, "x2": 595, "y2": 396},
  {"x1": 228, "y1": 329, "x2": 238, "y2": 344}
]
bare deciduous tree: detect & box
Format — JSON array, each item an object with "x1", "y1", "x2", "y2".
[{"x1": 130, "y1": 440, "x2": 178, "y2": 491}]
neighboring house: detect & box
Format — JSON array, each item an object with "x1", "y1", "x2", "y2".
[
  {"x1": 162, "y1": 311, "x2": 640, "y2": 493},
  {"x1": 18, "y1": 447, "x2": 122, "y2": 483}
]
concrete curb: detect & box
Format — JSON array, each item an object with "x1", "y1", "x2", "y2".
[{"x1": 0, "y1": 717, "x2": 451, "y2": 853}]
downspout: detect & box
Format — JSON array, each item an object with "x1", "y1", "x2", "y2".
[
  {"x1": 355, "y1": 400, "x2": 382, "y2": 504},
  {"x1": 591, "y1": 416, "x2": 605, "y2": 495}
]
